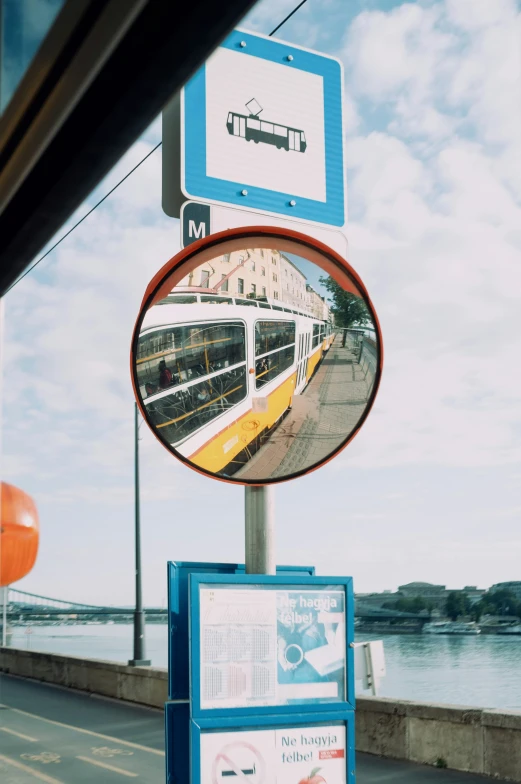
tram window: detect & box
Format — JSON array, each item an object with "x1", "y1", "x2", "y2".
[
  {"x1": 312, "y1": 324, "x2": 321, "y2": 349},
  {"x1": 247, "y1": 118, "x2": 260, "y2": 130},
  {"x1": 255, "y1": 346, "x2": 294, "y2": 390},
  {"x1": 227, "y1": 112, "x2": 233, "y2": 123},
  {"x1": 283, "y1": 308, "x2": 292, "y2": 313},
  {"x1": 274, "y1": 125, "x2": 287, "y2": 136},
  {"x1": 255, "y1": 320, "x2": 296, "y2": 356},
  {"x1": 236, "y1": 298, "x2": 258, "y2": 307},
  {"x1": 259, "y1": 302, "x2": 271, "y2": 309},
  {"x1": 261, "y1": 121, "x2": 274, "y2": 133},
  {"x1": 200, "y1": 296, "x2": 232, "y2": 304},
  {"x1": 136, "y1": 321, "x2": 246, "y2": 396},
  {"x1": 273, "y1": 305, "x2": 283, "y2": 311},
  {"x1": 159, "y1": 295, "x2": 197, "y2": 305},
  {"x1": 146, "y1": 366, "x2": 248, "y2": 445}
]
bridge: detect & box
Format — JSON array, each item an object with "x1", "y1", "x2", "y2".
[
  {"x1": 1, "y1": 589, "x2": 428, "y2": 624},
  {"x1": 2, "y1": 589, "x2": 167, "y2": 623}
]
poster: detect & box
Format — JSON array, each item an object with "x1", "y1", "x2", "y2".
[
  {"x1": 199, "y1": 586, "x2": 345, "y2": 709},
  {"x1": 200, "y1": 724, "x2": 346, "y2": 784}
]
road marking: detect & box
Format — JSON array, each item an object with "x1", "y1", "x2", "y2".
[
  {"x1": 0, "y1": 726, "x2": 38, "y2": 742},
  {"x1": 0, "y1": 753, "x2": 65, "y2": 783},
  {"x1": 77, "y1": 755, "x2": 138, "y2": 777},
  {"x1": 21, "y1": 752, "x2": 61, "y2": 764},
  {"x1": 5, "y1": 706, "x2": 164, "y2": 756}
]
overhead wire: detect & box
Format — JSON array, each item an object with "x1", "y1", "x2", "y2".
[{"x1": 4, "y1": 0, "x2": 310, "y2": 295}]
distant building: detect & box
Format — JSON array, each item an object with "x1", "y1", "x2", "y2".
[
  {"x1": 462, "y1": 586, "x2": 487, "y2": 605},
  {"x1": 356, "y1": 582, "x2": 486, "y2": 614},
  {"x1": 398, "y1": 582, "x2": 446, "y2": 599},
  {"x1": 355, "y1": 591, "x2": 400, "y2": 609},
  {"x1": 490, "y1": 582, "x2": 521, "y2": 599}
]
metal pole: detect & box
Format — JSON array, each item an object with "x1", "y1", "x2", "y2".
[
  {"x1": 244, "y1": 486, "x2": 275, "y2": 575},
  {"x1": 129, "y1": 403, "x2": 150, "y2": 666}
]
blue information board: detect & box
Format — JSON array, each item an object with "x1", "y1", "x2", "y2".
[
  {"x1": 189, "y1": 574, "x2": 354, "y2": 719},
  {"x1": 165, "y1": 565, "x2": 355, "y2": 784}
]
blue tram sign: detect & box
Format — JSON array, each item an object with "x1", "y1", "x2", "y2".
[{"x1": 180, "y1": 29, "x2": 346, "y2": 228}]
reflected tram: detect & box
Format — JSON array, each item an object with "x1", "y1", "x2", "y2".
[{"x1": 136, "y1": 292, "x2": 334, "y2": 476}]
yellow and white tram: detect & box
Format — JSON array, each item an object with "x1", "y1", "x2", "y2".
[{"x1": 136, "y1": 292, "x2": 335, "y2": 476}]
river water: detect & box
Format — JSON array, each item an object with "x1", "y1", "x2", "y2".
[{"x1": 9, "y1": 624, "x2": 521, "y2": 710}]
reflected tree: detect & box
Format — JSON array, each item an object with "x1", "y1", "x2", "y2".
[{"x1": 319, "y1": 276, "x2": 371, "y2": 329}]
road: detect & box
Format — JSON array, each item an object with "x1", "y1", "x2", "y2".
[{"x1": 0, "y1": 673, "x2": 504, "y2": 783}]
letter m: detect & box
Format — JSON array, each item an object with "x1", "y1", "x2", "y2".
[{"x1": 189, "y1": 220, "x2": 205, "y2": 239}]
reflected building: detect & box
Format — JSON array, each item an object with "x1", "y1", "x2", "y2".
[
  {"x1": 306, "y1": 284, "x2": 330, "y2": 321},
  {"x1": 279, "y1": 255, "x2": 307, "y2": 308},
  {"x1": 177, "y1": 249, "x2": 317, "y2": 312}
]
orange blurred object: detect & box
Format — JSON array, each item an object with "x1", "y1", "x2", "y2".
[{"x1": 0, "y1": 482, "x2": 39, "y2": 586}]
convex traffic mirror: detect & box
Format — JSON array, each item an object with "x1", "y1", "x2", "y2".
[{"x1": 131, "y1": 228, "x2": 382, "y2": 484}]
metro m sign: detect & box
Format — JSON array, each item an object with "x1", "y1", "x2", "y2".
[{"x1": 181, "y1": 201, "x2": 211, "y2": 247}]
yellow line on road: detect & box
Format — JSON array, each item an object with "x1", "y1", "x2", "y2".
[
  {"x1": 0, "y1": 753, "x2": 65, "y2": 783},
  {"x1": 5, "y1": 706, "x2": 164, "y2": 756},
  {"x1": 0, "y1": 726, "x2": 38, "y2": 741},
  {"x1": 77, "y1": 755, "x2": 138, "y2": 777}
]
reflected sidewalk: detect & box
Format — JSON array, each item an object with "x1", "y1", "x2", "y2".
[{"x1": 237, "y1": 335, "x2": 374, "y2": 479}]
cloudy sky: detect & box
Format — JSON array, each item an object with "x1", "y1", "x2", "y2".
[{"x1": 4, "y1": 0, "x2": 521, "y2": 605}]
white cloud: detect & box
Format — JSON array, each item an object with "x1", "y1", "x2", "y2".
[{"x1": 346, "y1": 4, "x2": 456, "y2": 104}]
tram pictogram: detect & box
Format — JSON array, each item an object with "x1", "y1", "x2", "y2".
[{"x1": 226, "y1": 99, "x2": 307, "y2": 153}]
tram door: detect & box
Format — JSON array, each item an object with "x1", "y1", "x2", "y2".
[
  {"x1": 296, "y1": 330, "x2": 308, "y2": 392},
  {"x1": 289, "y1": 130, "x2": 301, "y2": 151},
  {"x1": 233, "y1": 115, "x2": 246, "y2": 137}
]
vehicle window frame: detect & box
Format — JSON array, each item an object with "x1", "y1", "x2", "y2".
[
  {"x1": 254, "y1": 318, "x2": 296, "y2": 391},
  {"x1": 139, "y1": 318, "x2": 249, "y2": 446}
]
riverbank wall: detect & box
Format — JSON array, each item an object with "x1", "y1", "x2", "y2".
[{"x1": 2, "y1": 647, "x2": 521, "y2": 782}]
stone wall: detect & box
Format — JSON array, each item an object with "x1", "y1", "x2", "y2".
[
  {"x1": 2, "y1": 647, "x2": 521, "y2": 781},
  {"x1": 0, "y1": 647, "x2": 168, "y2": 708},
  {"x1": 356, "y1": 696, "x2": 521, "y2": 782}
]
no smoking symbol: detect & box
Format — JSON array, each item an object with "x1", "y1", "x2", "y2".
[{"x1": 212, "y1": 741, "x2": 265, "y2": 784}]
